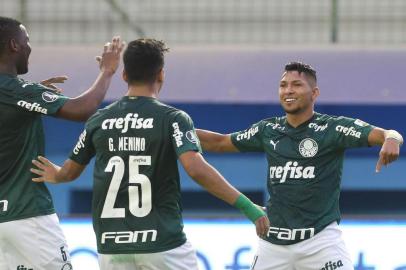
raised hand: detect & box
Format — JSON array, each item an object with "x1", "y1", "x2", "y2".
[{"x1": 95, "y1": 36, "x2": 125, "y2": 75}]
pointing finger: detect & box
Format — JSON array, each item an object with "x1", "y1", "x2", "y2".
[{"x1": 375, "y1": 156, "x2": 383, "y2": 173}]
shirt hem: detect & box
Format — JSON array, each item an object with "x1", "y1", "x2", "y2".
[
  {"x1": 97, "y1": 238, "x2": 187, "y2": 254},
  {"x1": 0, "y1": 209, "x2": 56, "y2": 223}
]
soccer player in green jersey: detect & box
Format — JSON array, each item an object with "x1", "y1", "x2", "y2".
[
  {"x1": 195, "y1": 62, "x2": 403, "y2": 270},
  {"x1": 0, "y1": 16, "x2": 124, "y2": 270},
  {"x1": 30, "y1": 38, "x2": 269, "y2": 270}
]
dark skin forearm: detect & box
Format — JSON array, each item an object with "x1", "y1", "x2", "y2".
[{"x1": 56, "y1": 71, "x2": 113, "y2": 121}]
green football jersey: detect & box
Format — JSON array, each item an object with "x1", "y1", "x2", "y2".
[
  {"x1": 231, "y1": 112, "x2": 374, "y2": 245},
  {"x1": 69, "y1": 96, "x2": 202, "y2": 254},
  {"x1": 0, "y1": 74, "x2": 68, "y2": 223}
]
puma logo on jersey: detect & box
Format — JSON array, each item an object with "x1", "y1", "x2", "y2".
[
  {"x1": 0, "y1": 200, "x2": 8, "y2": 212},
  {"x1": 101, "y1": 113, "x2": 154, "y2": 133},
  {"x1": 270, "y1": 140, "x2": 279, "y2": 150},
  {"x1": 269, "y1": 161, "x2": 315, "y2": 183},
  {"x1": 17, "y1": 100, "x2": 48, "y2": 114},
  {"x1": 335, "y1": 125, "x2": 361, "y2": 138},
  {"x1": 267, "y1": 226, "x2": 315, "y2": 241},
  {"x1": 101, "y1": 230, "x2": 157, "y2": 244},
  {"x1": 236, "y1": 126, "x2": 259, "y2": 141},
  {"x1": 320, "y1": 260, "x2": 344, "y2": 270},
  {"x1": 172, "y1": 122, "x2": 183, "y2": 147}
]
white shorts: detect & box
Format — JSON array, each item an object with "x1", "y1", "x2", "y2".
[
  {"x1": 251, "y1": 222, "x2": 354, "y2": 270},
  {"x1": 0, "y1": 213, "x2": 72, "y2": 270},
  {"x1": 98, "y1": 241, "x2": 199, "y2": 270}
]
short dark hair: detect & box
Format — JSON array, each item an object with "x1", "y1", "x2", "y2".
[
  {"x1": 0, "y1": 16, "x2": 22, "y2": 55},
  {"x1": 284, "y1": 61, "x2": 317, "y2": 84},
  {"x1": 123, "y1": 38, "x2": 169, "y2": 84}
]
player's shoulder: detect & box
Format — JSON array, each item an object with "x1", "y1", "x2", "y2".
[
  {"x1": 313, "y1": 112, "x2": 343, "y2": 124},
  {"x1": 162, "y1": 103, "x2": 192, "y2": 120},
  {"x1": 263, "y1": 115, "x2": 285, "y2": 123},
  {"x1": 316, "y1": 112, "x2": 362, "y2": 125},
  {"x1": 85, "y1": 101, "x2": 120, "y2": 127},
  {"x1": 0, "y1": 75, "x2": 47, "y2": 95},
  {"x1": 261, "y1": 115, "x2": 286, "y2": 129}
]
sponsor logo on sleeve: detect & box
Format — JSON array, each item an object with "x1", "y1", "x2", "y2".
[
  {"x1": 172, "y1": 122, "x2": 183, "y2": 147},
  {"x1": 299, "y1": 138, "x2": 318, "y2": 157},
  {"x1": 236, "y1": 126, "x2": 259, "y2": 141},
  {"x1": 73, "y1": 130, "x2": 87, "y2": 155},
  {"x1": 335, "y1": 125, "x2": 361, "y2": 138},
  {"x1": 354, "y1": 119, "x2": 368, "y2": 127},
  {"x1": 186, "y1": 130, "x2": 198, "y2": 144},
  {"x1": 42, "y1": 91, "x2": 59, "y2": 103},
  {"x1": 17, "y1": 100, "x2": 48, "y2": 114}
]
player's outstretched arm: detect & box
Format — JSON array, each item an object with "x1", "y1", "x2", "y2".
[
  {"x1": 31, "y1": 156, "x2": 86, "y2": 183},
  {"x1": 179, "y1": 151, "x2": 269, "y2": 237},
  {"x1": 196, "y1": 129, "x2": 239, "y2": 152},
  {"x1": 368, "y1": 127, "x2": 403, "y2": 172},
  {"x1": 56, "y1": 36, "x2": 125, "y2": 122}
]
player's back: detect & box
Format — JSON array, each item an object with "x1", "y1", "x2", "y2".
[{"x1": 79, "y1": 96, "x2": 192, "y2": 254}]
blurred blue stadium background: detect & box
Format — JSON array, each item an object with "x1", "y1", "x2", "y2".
[{"x1": 2, "y1": 0, "x2": 404, "y2": 216}]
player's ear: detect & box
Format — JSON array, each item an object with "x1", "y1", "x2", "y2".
[
  {"x1": 122, "y1": 69, "x2": 128, "y2": 83},
  {"x1": 311, "y1": 87, "x2": 320, "y2": 101},
  {"x1": 157, "y1": 69, "x2": 164, "y2": 83},
  {"x1": 9, "y1": 38, "x2": 19, "y2": 52}
]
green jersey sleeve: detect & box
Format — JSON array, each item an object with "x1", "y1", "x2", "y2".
[
  {"x1": 69, "y1": 127, "x2": 96, "y2": 165},
  {"x1": 330, "y1": 116, "x2": 375, "y2": 149},
  {"x1": 230, "y1": 121, "x2": 264, "y2": 152},
  {"x1": 0, "y1": 76, "x2": 68, "y2": 115},
  {"x1": 169, "y1": 111, "x2": 202, "y2": 157}
]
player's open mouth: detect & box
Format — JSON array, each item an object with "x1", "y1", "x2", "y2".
[{"x1": 284, "y1": 98, "x2": 297, "y2": 103}]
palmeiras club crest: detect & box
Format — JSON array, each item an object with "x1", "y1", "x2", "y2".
[{"x1": 299, "y1": 138, "x2": 318, "y2": 157}]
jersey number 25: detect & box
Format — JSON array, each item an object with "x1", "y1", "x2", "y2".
[{"x1": 101, "y1": 155, "x2": 152, "y2": 218}]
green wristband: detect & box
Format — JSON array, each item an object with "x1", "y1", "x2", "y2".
[{"x1": 233, "y1": 194, "x2": 266, "y2": 223}]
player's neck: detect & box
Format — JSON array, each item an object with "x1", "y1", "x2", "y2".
[
  {"x1": 286, "y1": 110, "x2": 314, "y2": 128},
  {"x1": 126, "y1": 83, "x2": 160, "y2": 99},
  {"x1": 0, "y1": 61, "x2": 17, "y2": 76}
]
